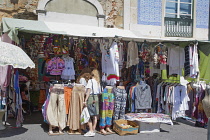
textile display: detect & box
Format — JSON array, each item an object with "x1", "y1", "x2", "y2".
[
  {"x1": 46, "y1": 84, "x2": 66, "y2": 130},
  {"x1": 99, "y1": 87, "x2": 115, "y2": 129},
  {"x1": 113, "y1": 88, "x2": 127, "y2": 121},
  {"x1": 67, "y1": 85, "x2": 85, "y2": 130},
  {"x1": 125, "y1": 113, "x2": 173, "y2": 125},
  {"x1": 64, "y1": 87, "x2": 72, "y2": 114}
]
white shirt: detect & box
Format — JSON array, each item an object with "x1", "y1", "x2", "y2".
[
  {"x1": 79, "y1": 78, "x2": 87, "y2": 86},
  {"x1": 86, "y1": 79, "x2": 101, "y2": 94},
  {"x1": 168, "y1": 46, "x2": 185, "y2": 75},
  {"x1": 126, "y1": 41, "x2": 139, "y2": 68}
]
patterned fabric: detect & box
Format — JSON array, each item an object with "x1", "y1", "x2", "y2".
[
  {"x1": 125, "y1": 113, "x2": 173, "y2": 125},
  {"x1": 184, "y1": 46, "x2": 190, "y2": 77},
  {"x1": 99, "y1": 88, "x2": 115, "y2": 129},
  {"x1": 137, "y1": 0, "x2": 162, "y2": 26},
  {"x1": 113, "y1": 88, "x2": 127, "y2": 121},
  {"x1": 47, "y1": 57, "x2": 65, "y2": 75},
  {"x1": 196, "y1": 0, "x2": 209, "y2": 28}
]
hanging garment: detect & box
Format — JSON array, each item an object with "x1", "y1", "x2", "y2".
[
  {"x1": 47, "y1": 57, "x2": 65, "y2": 75},
  {"x1": 118, "y1": 42, "x2": 124, "y2": 76},
  {"x1": 106, "y1": 42, "x2": 120, "y2": 85},
  {"x1": 101, "y1": 42, "x2": 107, "y2": 74},
  {"x1": 64, "y1": 87, "x2": 72, "y2": 114},
  {"x1": 42, "y1": 93, "x2": 50, "y2": 124},
  {"x1": 172, "y1": 85, "x2": 190, "y2": 120},
  {"x1": 113, "y1": 87, "x2": 127, "y2": 121},
  {"x1": 190, "y1": 44, "x2": 199, "y2": 78},
  {"x1": 61, "y1": 56, "x2": 75, "y2": 80},
  {"x1": 67, "y1": 85, "x2": 85, "y2": 130},
  {"x1": 184, "y1": 46, "x2": 190, "y2": 77},
  {"x1": 185, "y1": 84, "x2": 195, "y2": 117},
  {"x1": 167, "y1": 46, "x2": 185, "y2": 76},
  {"x1": 193, "y1": 85, "x2": 208, "y2": 126},
  {"x1": 133, "y1": 83, "x2": 152, "y2": 111},
  {"x1": 14, "y1": 70, "x2": 23, "y2": 127},
  {"x1": 126, "y1": 41, "x2": 139, "y2": 68},
  {"x1": 99, "y1": 87, "x2": 115, "y2": 129},
  {"x1": 0, "y1": 65, "x2": 12, "y2": 92},
  {"x1": 46, "y1": 84, "x2": 66, "y2": 130}
]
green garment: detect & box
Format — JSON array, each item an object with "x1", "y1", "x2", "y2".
[{"x1": 199, "y1": 50, "x2": 210, "y2": 83}]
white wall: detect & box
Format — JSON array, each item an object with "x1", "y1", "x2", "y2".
[{"x1": 38, "y1": 12, "x2": 98, "y2": 26}]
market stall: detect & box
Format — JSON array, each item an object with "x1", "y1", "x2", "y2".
[{"x1": 1, "y1": 17, "x2": 210, "y2": 137}]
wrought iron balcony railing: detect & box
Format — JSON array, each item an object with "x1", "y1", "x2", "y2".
[{"x1": 164, "y1": 17, "x2": 193, "y2": 38}]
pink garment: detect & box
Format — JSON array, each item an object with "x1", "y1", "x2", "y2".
[
  {"x1": 47, "y1": 57, "x2": 65, "y2": 75},
  {"x1": 0, "y1": 65, "x2": 12, "y2": 91}
]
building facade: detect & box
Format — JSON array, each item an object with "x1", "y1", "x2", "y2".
[{"x1": 0, "y1": 0, "x2": 209, "y2": 40}]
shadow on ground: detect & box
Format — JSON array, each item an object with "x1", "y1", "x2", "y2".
[
  {"x1": 0, "y1": 111, "x2": 45, "y2": 138},
  {"x1": 0, "y1": 126, "x2": 28, "y2": 138}
]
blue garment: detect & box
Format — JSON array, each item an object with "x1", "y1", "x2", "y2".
[
  {"x1": 14, "y1": 70, "x2": 21, "y2": 109},
  {"x1": 131, "y1": 87, "x2": 136, "y2": 113}
]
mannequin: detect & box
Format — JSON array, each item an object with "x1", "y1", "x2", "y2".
[
  {"x1": 99, "y1": 85, "x2": 115, "y2": 135},
  {"x1": 47, "y1": 83, "x2": 66, "y2": 136}
]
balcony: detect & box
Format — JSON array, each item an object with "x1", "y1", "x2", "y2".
[{"x1": 164, "y1": 17, "x2": 193, "y2": 38}]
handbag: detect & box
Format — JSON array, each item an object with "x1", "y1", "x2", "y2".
[{"x1": 87, "y1": 79, "x2": 98, "y2": 116}]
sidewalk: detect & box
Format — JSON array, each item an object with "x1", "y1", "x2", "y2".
[{"x1": 0, "y1": 111, "x2": 207, "y2": 140}]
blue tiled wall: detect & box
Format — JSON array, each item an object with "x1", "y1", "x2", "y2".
[
  {"x1": 137, "y1": 0, "x2": 162, "y2": 26},
  {"x1": 196, "y1": 0, "x2": 209, "y2": 28}
]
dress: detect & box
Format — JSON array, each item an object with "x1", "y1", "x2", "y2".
[
  {"x1": 61, "y1": 56, "x2": 75, "y2": 80},
  {"x1": 106, "y1": 41, "x2": 120, "y2": 85}
]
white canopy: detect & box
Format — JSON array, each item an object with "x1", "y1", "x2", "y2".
[
  {"x1": 2, "y1": 17, "x2": 203, "y2": 43},
  {"x1": 2, "y1": 17, "x2": 138, "y2": 44},
  {"x1": 0, "y1": 41, "x2": 35, "y2": 69}
]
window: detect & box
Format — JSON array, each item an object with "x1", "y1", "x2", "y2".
[{"x1": 165, "y1": 0, "x2": 193, "y2": 19}]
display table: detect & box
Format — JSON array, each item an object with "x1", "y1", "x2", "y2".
[{"x1": 125, "y1": 113, "x2": 173, "y2": 133}]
